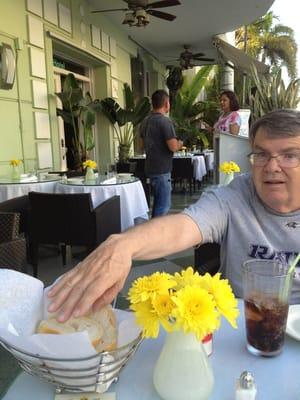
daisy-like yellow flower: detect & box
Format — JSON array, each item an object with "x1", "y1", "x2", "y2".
[
  {"x1": 10, "y1": 159, "x2": 22, "y2": 167},
  {"x1": 128, "y1": 272, "x2": 177, "y2": 304},
  {"x1": 219, "y1": 160, "x2": 240, "y2": 174},
  {"x1": 171, "y1": 286, "x2": 220, "y2": 340},
  {"x1": 199, "y1": 273, "x2": 239, "y2": 328},
  {"x1": 174, "y1": 266, "x2": 202, "y2": 290},
  {"x1": 130, "y1": 299, "x2": 160, "y2": 338},
  {"x1": 152, "y1": 293, "x2": 175, "y2": 332},
  {"x1": 82, "y1": 159, "x2": 97, "y2": 169}
]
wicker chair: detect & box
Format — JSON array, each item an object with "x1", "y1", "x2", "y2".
[
  {"x1": 28, "y1": 192, "x2": 121, "y2": 277},
  {"x1": 0, "y1": 212, "x2": 26, "y2": 271}
]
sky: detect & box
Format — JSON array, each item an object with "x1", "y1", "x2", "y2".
[{"x1": 270, "y1": 0, "x2": 300, "y2": 80}]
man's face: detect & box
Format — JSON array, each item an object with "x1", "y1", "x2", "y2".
[
  {"x1": 164, "y1": 98, "x2": 170, "y2": 113},
  {"x1": 251, "y1": 128, "x2": 300, "y2": 213}
]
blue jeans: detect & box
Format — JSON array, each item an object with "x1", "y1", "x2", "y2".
[{"x1": 148, "y1": 173, "x2": 171, "y2": 218}]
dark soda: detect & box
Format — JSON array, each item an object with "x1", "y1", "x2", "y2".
[{"x1": 244, "y1": 295, "x2": 289, "y2": 354}]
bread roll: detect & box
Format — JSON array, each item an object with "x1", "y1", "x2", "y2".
[{"x1": 36, "y1": 304, "x2": 117, "y2": 352}]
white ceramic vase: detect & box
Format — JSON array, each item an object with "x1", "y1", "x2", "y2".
[
  {"x1": 85, "y1": 166, "x2": 96, "y2": 182},
  {"x1": 223, "y1": 172, "x2": 234, "y2": 185},
  {"x1": 11, "y1": 165, "x2": 20, "y2": 180},
  {"x1": 153, "y1": 331, "x2": 214, "y2": 400}
]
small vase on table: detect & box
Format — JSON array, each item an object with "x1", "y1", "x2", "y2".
[
  {"x1": 153, "y1": 331, "x2": 214, "y2": 400},
  {"x1": 224, "y1": 172, "x2": 234, "y2": 185},
  {"x1": 11, "y1": 165, "x2": 20, "y2": 181},
  {"x1": 85, "y1": 166, "x2": 96, "y2": 182}
]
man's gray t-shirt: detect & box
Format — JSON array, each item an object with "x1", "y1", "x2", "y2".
[
  {"x1": 183, "y1": 173, "x2": 300, "y2": 303},
  {"x1": 140, "y1": 112, "x2": 176, "y2": 175}
]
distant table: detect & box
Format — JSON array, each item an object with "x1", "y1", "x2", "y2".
[
  {"x1": 3, "y1": 300, "x2": 300, "y2": 400},
  {"x1": 0, "y1": 176, "x2": 60, "y2": 203},
  {"x1": 55, "y1": 176, "x2": 149, "y2": 231}
]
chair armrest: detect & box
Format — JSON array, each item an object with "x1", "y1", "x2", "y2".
[{"x1": 93, "y1": 196, "x2": 121, "y2": 244}]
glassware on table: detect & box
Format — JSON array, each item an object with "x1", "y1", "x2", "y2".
[{"x1": 242, "y1": 259, "x2": 293, "y2": 357}]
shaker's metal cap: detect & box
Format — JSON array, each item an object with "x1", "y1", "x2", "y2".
[{"x1": 239, "y1": 371, "x2": 255, "y2": 389}]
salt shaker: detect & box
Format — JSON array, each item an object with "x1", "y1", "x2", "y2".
[{"x1": 235, "y1": 371, "x2": 257, "y2": 400}]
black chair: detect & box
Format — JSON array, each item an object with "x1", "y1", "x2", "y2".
[
  {"x1": 0, "y1": 212, "x2": 26, "y2": 271},
  {"x1": 0, "y1": 195, "x2": 30, "y2": 235},
  {"x1": 172, "y1": 158, "x2": 194, "y2": 195},
  {"x1": 28, "y1": 192, "x2": 121, "y2": 277},
  {"x1": 194, "y1": 243, "x2": 220, "y2": 276}
]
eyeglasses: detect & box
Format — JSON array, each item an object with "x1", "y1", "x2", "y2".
[{"x1": 247, "y1": 151, "x2": 300, "y2": 168}]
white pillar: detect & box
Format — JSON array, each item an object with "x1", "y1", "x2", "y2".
[{"x1": 218, "y1": 32, "x2": 235, "y2": 91}]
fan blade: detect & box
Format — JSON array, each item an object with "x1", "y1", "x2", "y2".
[
  {"x1": 193, "y1": 57, "x2": 215, "y2": 62},
  {"x1": 147, "y1": 0, "x2": 181, "y2": 9},
  {"x1": 91, "y1": 8, "x2": 129, "y2": 13},
  {"x1": 192, "y1": 52, "x2": 205, "y2": 58},
  {"x1": 148, "y1": 9, "x2": 176, "y2": 21}
]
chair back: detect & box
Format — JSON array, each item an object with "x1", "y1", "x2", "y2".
[
  {"x1": 194, "y1": 243, "x2": 220, "y2": 276},
  {"x1": 0, "y1": 195, "x2": 29, "y2": 234},
  {"x1": 172, "y1": 158, "x2": 193, "y2": 180},
  {"x1": 28, "y1": 192, "x2": 95, "y2": 245}
]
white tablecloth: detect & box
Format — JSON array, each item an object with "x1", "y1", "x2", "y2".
[
  {"x1": 56, "y1": 180, "x2": 149, "y2": 231},
  {"x1": 192, "y1": 155, "x2": 207, "y2": 181},
  {"x1": 203, "y1": 151, "x2": 214, "y2": 171},
  {"x1": 0, "y1": 181, "x2": 58, "y2": 203}
]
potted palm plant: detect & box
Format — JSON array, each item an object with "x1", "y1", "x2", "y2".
[
  {"x1": 55, "y1": 73, "x2": 101, "y2": 170},
  {"x1": 100, "y1": 83, "x2": 151, "y2": 165}
]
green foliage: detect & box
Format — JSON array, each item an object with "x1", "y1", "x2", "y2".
[
  {"x1": 100, "y1": 83, "x2": 151, "y2": 161},
  {"x1": 56, "y1": 73, "x2": 101, "y2": 165},
  {"x1": 236, "y1": 11, "x2": 297, "y2": 79},
  {"x1": 249, "y1": 65, "x2": 300, "y2": 122},
  {"x1": 170, "y1": 66, "x2": 214, "y2": 148}
]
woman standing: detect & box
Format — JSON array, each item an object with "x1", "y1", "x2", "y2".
[{"x1": 206, "y1": 91, "x2": 241, "y2": 135}]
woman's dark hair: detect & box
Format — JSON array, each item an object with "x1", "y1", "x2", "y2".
[
  {"x1": 220, "y1": 90, "x2": 240, "y2": 111},
  {"x1": 151, "y1": 89, "x2": 169, "y2": 109}
]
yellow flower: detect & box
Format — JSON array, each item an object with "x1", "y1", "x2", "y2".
[
  {"x1": 10, "y1": 159, "x2": 22, "y2": 167},
  {"x1": 82, "y1": 159, "x2": 97, "y2": 169},
  {"x1": 152, "y1": 293, "x2": 175, "y2": 332},
  {"x1": 174, "y1": 266, "x2": 203, "y2": 289},
  {"x1": 219, "y1": 160, "x2": 240, "y2": 174},
  {"x1": 128, "y1": 272, "x2": 177, "y2": 304},
  {"x1": 171, "y1": 286, "x2": 220, "y2": 340},
  {"x1": 199, "y1": 273, "x2": 239, "y2": 328},
  {"x1": 128, "y1": 267, "x2": 239, "y2": 340},
  {"x1": 130, "y1": 300, "x2": 160, "y2": 338}
]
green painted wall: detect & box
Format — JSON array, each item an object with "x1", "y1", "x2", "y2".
[{"x1": 0, "y1": 0, "x2": 166, "y2": 176}]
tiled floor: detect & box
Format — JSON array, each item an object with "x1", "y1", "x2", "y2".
[{"x1": 0, "y1": 176, "x2": 212, "y2": 397}]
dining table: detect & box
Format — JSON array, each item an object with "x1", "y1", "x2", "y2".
[
  {"x1": 55, "y1": 175, "x2": 149, "y2": 231},
  {"x1": 2, "y1": 300, "x2": 299, "y2": 400},
  {"x1": 0, "y1": 175, "x2": 60, "y2": 203}
]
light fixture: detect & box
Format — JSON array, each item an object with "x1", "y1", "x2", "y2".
[
  {"x1": 122, "y1": 8, "x2": 150, "y2": 27},
  {"x1": 122, "y1": 11, "x2": 135, "y2": 26}
]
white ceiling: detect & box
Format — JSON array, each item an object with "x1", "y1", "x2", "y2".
[{"x1": 87, "y1": 0, "x2": 275, "y2": 65}]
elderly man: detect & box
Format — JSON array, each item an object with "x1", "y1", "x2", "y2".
[{"x1": 48, "y1": 109, "x2": 300, "y2": 321}]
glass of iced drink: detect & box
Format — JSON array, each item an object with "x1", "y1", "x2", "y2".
[{"x1": 242, "y1": 259, "x2": 293, "y2": 357}]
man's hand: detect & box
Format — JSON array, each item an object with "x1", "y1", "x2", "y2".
[{"x1": 47, "y1": 234, "x2": 132, "y2": 322}]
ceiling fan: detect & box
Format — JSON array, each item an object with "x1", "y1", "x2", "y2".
[
  {"x1": 176, "y1": 45, "x2": 215, "y2": 69},
  {"x1": 91, "y1": 0, "x2": 181, "y2": 27}
]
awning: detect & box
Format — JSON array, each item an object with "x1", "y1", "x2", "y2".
[{"x1": 213, "y1": 37, "x2": 269, "y2": 75}]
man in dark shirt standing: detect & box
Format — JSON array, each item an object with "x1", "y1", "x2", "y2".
[{"x1": 140, "y1": 90, "x2": 183, "y2": 217}]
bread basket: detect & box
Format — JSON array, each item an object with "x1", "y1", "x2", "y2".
[{"x1": 0, "y1": 331, "x2": 142, "y2": 394}]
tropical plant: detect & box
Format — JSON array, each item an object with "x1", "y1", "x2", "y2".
[
  {"x1": 166, "y1": 66, "x2": 184, "y2": 107},
  {"x1": 249, "y1": 65, "x2": 300, "y2": 122},
  {"x1": 170, "y1": 66, "x2": 215, "y2": 148},
  {"x1": 55, "y1": 73, "x2": 101, "y2": 169},
  {"x1": 236, "y1": 11, "x2": 297, "y2": 79},
  {"x1": 101, "y1": 83, "x2": 151, "y2": 162}
]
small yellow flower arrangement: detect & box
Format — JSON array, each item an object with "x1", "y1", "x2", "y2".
[
  {"x1": 219, "y1": 161, "x2": 240, "y2": 174},
  {"x1": 9, "y1": 159, "x2": 22, "y2": 167},
  {"x1": 82, "y1": 159, "x2": 97, "y2": 170},
  {"x1": 128, "y1": 267, "x2": 239, "y2": 340}
]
